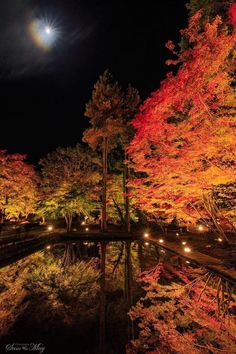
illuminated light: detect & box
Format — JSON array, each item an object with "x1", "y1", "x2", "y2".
[
  {"x1": 46, "y1": 245, "x2": 51, "y2": 250},
  {"x1": 48, "y1": 225, "x2": 53, "y2": 231},
  {"x1": 81, "y1": 221, "x2": 85, "y2": 225},
  {"x1": 186, "y1": 260, "x2": 190, "y2": 264},
  {"x1": 218, "y1": 238, "x2": 222, "y2": 242},
  {"x1": 182, "y1": 241, "x2": 187, "y2": 245},
  {"x1": 198, "y1": 225, "x2": 204, "y2": 231},
  {"x1": 176, "y1": 233, "x2": 179, "y2": 236},
  {"x1": 145, "y1": 242, "x2": 149, "y2": 246},
  {"x1": 85, "y1": 227, "x2": 89, "y2": 232},
  {"x1": 159, "y1": 239, "x2": 164, "y2": 243},
  {"x1": 184, "y1": 247, "x2": 191, "y2": 253},
  {"x1": 144, "y1": 233, "x2": 149, "y2": 238}
]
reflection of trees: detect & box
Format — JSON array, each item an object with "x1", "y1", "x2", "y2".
[
  {"x1": 124, "y1": 241, "x2": 134, "y2": 340},
  {"x1": 99, "y1": 242, "x2": 106, "y2": 354},
  {"x1": 112, "y1": 241, "x2": 124, "y2": 274},
  {"x1": 61, "y1": 244, "x2": 76, "y2": 267},
  {"x1": 138, "y1": 241, "x2": 144, "y2": 272}
]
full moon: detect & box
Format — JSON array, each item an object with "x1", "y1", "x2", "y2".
[
  {"x1": 45, "y1": 26, "x2": 52, "y2": 35},
  {"x1": 29, "y1": 19, "x2": 58, "y2": 50}
]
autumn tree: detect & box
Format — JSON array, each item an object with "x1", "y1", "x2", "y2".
[
  {"x1": 107, "y1": 85, "x2": 140, "y2": 230},
  {"x1": 0, "y1": 150, "x2": 38, "y2": 224},
  {"x1": 83, "y1": 70, "x2": 140, "y2": 232},
  {"x1": 128, "y1": 11, "x2": 236, "y2": 242},
  {"x1": 38, "y1": 144, "x2": 101, "y2": 231}
]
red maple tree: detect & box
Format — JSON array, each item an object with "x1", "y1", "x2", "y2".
[{"x1": 128, "y1": 11, "x2": 236, "y2": 242}]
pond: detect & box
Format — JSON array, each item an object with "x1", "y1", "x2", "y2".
[{"x1": 0, "y1": 240, "x2": 235, "y2": 354}]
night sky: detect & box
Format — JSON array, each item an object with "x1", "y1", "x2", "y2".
[{"x1": 0, "y1": 0, "x2": 187, "y2": 164}]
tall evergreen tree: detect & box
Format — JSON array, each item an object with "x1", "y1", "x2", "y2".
[{"x1": 83, "y1": 70, "x2": 125, "y2": 231}]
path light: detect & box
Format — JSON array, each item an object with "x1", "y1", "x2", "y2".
[
  {"x1": 218, "y1": 238, "x2": 222, "y2": 242},
  {"x1": 85, "y1": 227, "x2": 89, "y2": 232},
  {"x1": 48, "y1": 225, "x2": 53, "y2": 231},
  {"x1": 184, "y1": 247, "x2": 191, "y2": 253},
  {"x1": 159, "y1": 239, "x2": 164, "y2": 243},
  {"x1": 182, "y1": 241, "x2": 187, "y2": 245},
  {"x1": 144, "y1": 232, "x2": 149, "y2": 238},
  {"x1": 145, "y1": 242, "x2": 149, "y2": 246}
]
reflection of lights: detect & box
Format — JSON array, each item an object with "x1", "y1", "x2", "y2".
[
  {"x1": 46, "y1": 245, "x2": 51, "y2": 250},
  {"x1": 218, "y1": 238, "x2": 222, "y2": 242},
  {"x1": 85, "y1": 227, "x2": 89, "y2": 232},
  {"x1": 184, "y1": 247, "x2": 191, "y2": 253},
  {"x1": 144, "y1": 233, "x2": 149, "y2": 238},
  {"x1": 145, "y1": 242, "x2": 149, "y2": 246},
  {"x1": 159, "y1": 239, "x2": 164, "y2": 243},
  {"x1": 48, "y1": 225, "x2": 53, "y2": 231},
  {"x1": 182, "y1": 241, "x2": 187, "y2": 245}
]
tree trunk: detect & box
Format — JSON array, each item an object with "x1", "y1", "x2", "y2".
[
  {"x1": 101, "y1": 137, "x2": 108, "y2": 232},
  {"x1": 99, "y1": 242, "x2": 106, "y2": 354},
  {"x1": 123, "y1": 152, "x2": 131, "y2": 233},
  {"x1": 112, "y1": 196, "x2": 125, "y2": 225}
]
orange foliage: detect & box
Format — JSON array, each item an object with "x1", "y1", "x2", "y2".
[{"x1": 128, "y1": 12, "x2": 236, "y2": 223}]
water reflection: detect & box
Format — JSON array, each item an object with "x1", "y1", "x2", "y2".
[{"x1": 0, "y1": 240, "x2": 235, "y2": 354}]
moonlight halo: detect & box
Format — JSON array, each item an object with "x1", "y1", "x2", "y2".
[{"x1": 29, "y1": 18, "x2": 59, "y2": 50}]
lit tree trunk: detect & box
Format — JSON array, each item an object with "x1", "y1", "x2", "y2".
[
  {"x1": 102, "y1": 137, "x2": 108, "y2": 232},
  {"x1": 99, "y1": 242, "x2": 106, "y2": 354},
  {"x1": 64, "y1": 213, "x2": 73, "y2": 232},
  {"x1": 202, "y1": 192, "x2": 230, "y2": 244},
  {"x1": 123, "y1": 152, "x2": 131, "y2": 233}
]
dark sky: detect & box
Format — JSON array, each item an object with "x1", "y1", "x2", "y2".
[{"x1": 0, "y1": 0, "x2": 188, "y2": 164}]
